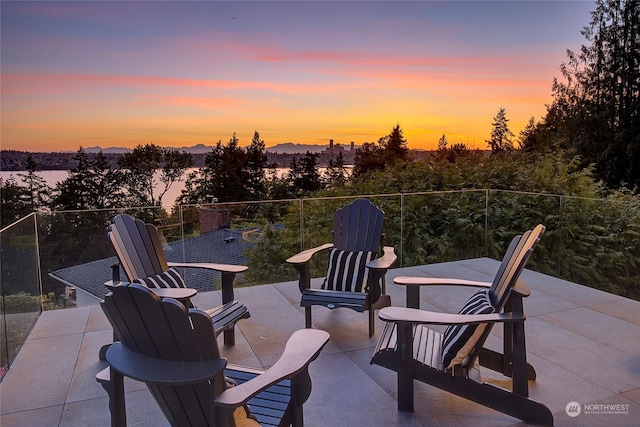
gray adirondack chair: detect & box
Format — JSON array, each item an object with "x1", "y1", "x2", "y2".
[
  {"x1": 286, "y1": 198, "x2": 397, "y2": 337},
  {"x1": 108, "y1": 213, "x2": 249, "y2": 345},
  {"x1": 370, "y1": 224, "x2": 554, "y2": 426},
  {"x1": 96, "y1": 283, "x2": 330, "y2": 427}
]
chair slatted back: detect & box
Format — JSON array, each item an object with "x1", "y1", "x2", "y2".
[
  {"x1": 101, "y1": 284, "x2": 223, "y2": 425},
  {"x1": 488, "y1": 224, "x2": 545, "y2": 310},
  {"x1": 333, "y1": 198, "x2": 384, "y2": 253},
  {"x1": 463, "y1": 224, "x2": 545, "y2": 370},
  {"x1": 109, "y1": 214, "x2": 169, "y2": 281}
]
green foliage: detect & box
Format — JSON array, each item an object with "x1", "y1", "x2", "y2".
[
  {"x1": 118, "y1": 143, "x2": 192, "y2": 206},
  {"x1": 547, "y1": 0, "x2": 640, "y2": 189},
  {"x1": 180, "y1": 133, "x2": 268, "y2": 203},
  {"x1": 353, "y1": 124, "x2": 409, "y2": 177},
  {"x1": 324, "y1": 151, "x2": 348, "y2": 189},
  {"x1": 1, "y1": 292, "x2": 57, "y2": 313},
  {"x1": 51, "y1": 147, "x2": 127, "y2": 210},
  {"x1": 0, "y1": 176, "x2": 33, "y2": 228},
  {"x1": 287, "y1": 152, "x2": 323, "y2": 196},
  {"x1": 246, "y1": 131, "x2": 269, "y2": 200},
  {"x1": 264, "y1": 150, "x2": 640, "y2": 301},
  {"x1": 18, "y1": 154, "x2": 51, "y2": 211}
]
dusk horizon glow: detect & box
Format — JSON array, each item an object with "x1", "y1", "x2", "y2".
[{"x1": 1, "y1": 1, "x2": 595, "y2": 152}]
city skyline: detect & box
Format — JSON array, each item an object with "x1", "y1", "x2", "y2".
[{"x1": 2, "y1": 1, "x2": 595, "y2": 152}]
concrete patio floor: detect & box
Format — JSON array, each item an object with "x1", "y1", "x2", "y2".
[{"x1": 1, "y1": 258, "x2": 639, "y2": 426}]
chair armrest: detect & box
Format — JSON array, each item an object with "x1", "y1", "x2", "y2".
[
  {"x1": 378, "y1": 306, "x2": 525, "y2": 326},
  {"x1": 168, "y1": 261, "x2": 247, "y2": 305},
  {"x1": 285, "y1": 243, "x2": 333, "y2": 265},
  {"x1": 103, "y1": 281, "x2": 197, "y2": 300},
  {"x1": 105, "y1": 342, "x2": 226, "y2": 385},
  {"x1": 512, "y1": 279, "x2": 531, "y2": 297},
  {"x1": 214, "y1": 329, "x2": 330, "y2": 408},
  {"x1": 394, "y1": 276, "x2": 492, "y2": 288},
  {"x1": 167, "y1": 262, "x2": 248, "y2": 274},
  {"x1": 367, "y1": 246, "x2": 397, "y2": 271},
  {"x1": 104, "y1": 280, "x2": 125, "y2": 291}
]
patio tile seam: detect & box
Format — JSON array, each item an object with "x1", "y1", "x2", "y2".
[
  {"x1": 525, "y1": 317, "x2": 639, "y2": 395},
  {"x1": 26, "y1": 330, "x2": 86, "y2": 341},
  {"x1": 536, "y1": 309, "x2": 640, "y2": 357},
  {"x1": 0, "y1": 403, "x2": 65, "y2": 417}
]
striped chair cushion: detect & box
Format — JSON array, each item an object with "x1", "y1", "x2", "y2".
[
  {"x1": 442, "y1": 289, "x2": 495, "y2": 369},
  {"x1": 322, "y1": 249, "x2": 374, "y2": 293},
  {"x1": 134, "y1": 267, "x2": 186, "y2": 289}
]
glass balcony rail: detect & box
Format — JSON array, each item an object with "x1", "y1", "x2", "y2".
[
  {"x1": 1, "y1": 190, "x2": 638, "y2": 379},
  {"x1": 0, "y1": 214, "x2": 41, "y2": 379}
]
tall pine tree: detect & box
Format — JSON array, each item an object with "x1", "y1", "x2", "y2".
[{"x1": 547, "y1": 0, "x2": 640, "y2": 189}]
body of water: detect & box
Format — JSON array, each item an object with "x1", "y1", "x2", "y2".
[
  {"x1": 1, "y1": 167, "x2": 347, "y2": 207},
  {"x1": 1, "y1": 169, "x2": 190, "y2": 207}
]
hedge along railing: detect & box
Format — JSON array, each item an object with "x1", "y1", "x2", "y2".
[
  {"x1": 0, "y1": 213, "x2": 43, "y2": 379},
  {"x1": 292, "y1": 190, "x2": 639, "y2": 300}
]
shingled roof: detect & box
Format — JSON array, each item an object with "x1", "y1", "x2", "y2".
[{"x1": 50, "y1": 228, "x2": 252, "y2": 300}]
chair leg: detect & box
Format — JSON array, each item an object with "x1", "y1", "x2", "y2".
[
  {"x1": 305, "y1": 306, "x2": 312, "y2": 329},
  {"x1": 223, "y1": 328, "x2": 236, "y2": 346},
  {"x1": 369, "y1": 307, "x2": 375, "y2": 337},
  {"x1": 397, "y1": 322, "x2": 414, "y2": 412},
  {"x1": 109, "y1": 367, "x2": 127, "y2": 427}
]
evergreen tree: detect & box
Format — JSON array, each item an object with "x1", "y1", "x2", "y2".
[
  {"x1": 91, "y1": 151, "x2": 126, "y2": 209},
  {"x1": 547, "y1": 0, "x2": 640, "y2": 189},
  {"x1": 381, "y1": 123, "x2": 410, "y2": 163},
  {"x1": 246, "y1": 131, "x2": 268, "y2": 199},
  {"x1": 51, "y1": 148, "x2": 126, "y2": 210},
  {"x1": 353, "y1": 124, "x2": 409, "y2": 177},
  {"x1": 353, "y1": 142, "x2": 386, "y2": 177},
  {"x1": 287, "y1": 151, "x2": 323, "y2": 196},
  {"x1": 51, "y1": 147, "x2": 93, "y2": 210},
  {"x1": 437, "y1": 133, "x2": 448, "y2": 151},
  {"x1": 17, "y1": 154, "x2": 51, "y2": 212},
  {"x1": 486, "y1": 108, "x2": 515, "y2": 153},
  {"x1": 324, "y1": 150, "x2": 348, "y2": 188},
  {"x1": 518, "y1": 117, "x2": 540, "y2": 152},
  {"x1": 180, "y1": 132, "x2": 266, "y2": 203},
  {"x1": 0, "y1": 176, "x2": 32, "y2": 227}
]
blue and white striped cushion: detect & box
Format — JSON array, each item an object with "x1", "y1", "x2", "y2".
[
  {"x1": 442, "y1": 289, "x2": 495, "y2": 369},
  {"x1": 322, "y1": 249, "x2": 374, "y2": 293},
  {"x1": 134, "y1": 267, "x2": 186, "y2": 289}
]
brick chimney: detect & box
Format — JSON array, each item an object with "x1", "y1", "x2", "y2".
[{"x1": 199, "y1": 205, "x2": 230, "y2": 234}]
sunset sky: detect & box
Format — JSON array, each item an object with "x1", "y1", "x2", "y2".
[{"x1": 1, "y1": 1, "x2": 595, "y2": 152}]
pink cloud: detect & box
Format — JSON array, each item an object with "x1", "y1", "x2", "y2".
[{"x1": 1, "y1": 72, "x2": 342, "y2": 96}]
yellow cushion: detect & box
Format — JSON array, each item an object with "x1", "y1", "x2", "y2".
[{"x1": 233, "y1": 405, "x2": 261, "y2": 427}]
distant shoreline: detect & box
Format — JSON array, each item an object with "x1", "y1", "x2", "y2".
[{"x1": 0, "y1": 148, "x2": 367, "y2": 172}]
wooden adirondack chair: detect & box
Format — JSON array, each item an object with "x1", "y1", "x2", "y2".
[
  {"x1": 370, "y1": 224, "x2": 554, "y2": 426},
  {"x1": 286, "y1": 198, "x2": 397, "y2": 337},
  {"x1": 96, "y1": 283, "x2": 330, "y2": 427},
  {"x1": 108, "y1": 213, "x2": 249, "y2": 346}
]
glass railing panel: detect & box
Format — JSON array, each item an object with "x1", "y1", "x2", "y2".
[
  {"x1": 486, "y1": 190, "x2": 562, "y2": 273},
  {"x1": 178, "y1": 200, "x2": 302, "y2": 288},
  {"x1": 559, "y1": 195, "x2": 640, "y2": 300},
  {"x1": 400, "y1": 190, "x2": 488, "y2": 267},
  {"x1": 0, "y1": 214, "x2": 41, "y2": 380},
  {"x1": 37, "y1": 206, "x2": 171, "y2": 308}
]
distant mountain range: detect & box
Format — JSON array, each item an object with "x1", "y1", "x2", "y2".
[{"x1": 81, "y1": 142, "x2": 348, "y2": 155}]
